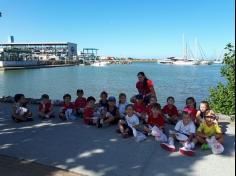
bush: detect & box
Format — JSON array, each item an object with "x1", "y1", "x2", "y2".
[{"x1": 209, "y1": 43, "x2": 235, "y2": 116}]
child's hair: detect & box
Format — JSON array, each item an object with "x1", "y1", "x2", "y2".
[
  {"x1": 200, "y1": 100, "x2": 210, "y2": 110},
  {"x1": 119, "y1": 93, "x2": 126, "y2": 98},
  {"x1": 77, "y1": 89, "x2": 84, "y2": 94},
  {"x1": 205, "y1": 110, "x2": 216, "y2": 119},
  {"x1": 87, "y1": 96, "x2": 96, "y2": 102},
  {"x1": 186, "y1": 97, "x2": 196, "y2": 108},
  {"x1": 151, "y1": 103, "x2": 161, "y2": 111},
  {"x1": 125, "y1": 104, "x2": 134, "y2": 110},
  {"x1": 100, "y1": 91, "x2": 108, "y2": 98},
  {"x1": 167, "y1": 96, "x2": 175, "y2": 102},
  {"x1": 135, "y1": 94, "x2": 143, "y2": 100},
  {"x1": 41, "y1": 94, "x2": 49, "y2": 99},
  {"x1": 63, "y1": 94, "x2": 71, "y2": 100},
  {"x1": 14, "y1": 94, "x2": 24, "y2": 102}
]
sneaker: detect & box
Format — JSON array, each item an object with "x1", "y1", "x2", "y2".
[
  {"x1": 179, "y1": 147, "x2": 195, "y2": 157},
  {"x1": 160, "y1": 143, "x2": 176, "y2": 152}
]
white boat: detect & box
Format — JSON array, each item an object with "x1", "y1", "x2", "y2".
[
  {"x1": 172, "y1": 59, "x2": 200, "y2": 65},
  {"x1": 90, "y1": 61, "x2": 109, "y2": 67},
  {"x1": 213, "y1": 60, "x2": 223, "y2": 64},
  {"x1": 200, "y1": 60, "x2": 214, "y2": 65}
]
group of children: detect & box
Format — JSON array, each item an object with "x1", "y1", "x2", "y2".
[{"x1": 11, "y1": 90, "x2": 224, "y2": 156}]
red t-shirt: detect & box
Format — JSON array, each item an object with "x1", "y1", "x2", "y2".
[
  {"x1": 183, "y1": 106, "x2": 197, "y2": 120},
  {"x1": 147, "y1": 113, "x2": 165, "y2": 127},
  {"x1": 38, "y1": 102, "x2": 52, "y2": 113},
  {"x1": 146, "y1": 104, "x2": 153, "y2": 116},
  {"x1": 83, "y1": 107, "x2": 94, "y2": 124},
  {"x1": 62, "y1": 102, "x2": 74, "y2": 112},
  {"x1": 74, "y1": 97, "x2": 87, "y2": 108},
  {"x1": 134, "y1": 102, "x2": 146, "y2": 113},
  {"x1": 162, "y1": 104, "x2": 178, "y2": 117},
  {"x1": 136, "y1": 79, "x2": 153, "y2": 96}
]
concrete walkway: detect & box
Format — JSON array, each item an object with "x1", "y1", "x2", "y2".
[{"x1": 0, "y1": 103, "x2": 235, "y2": 176}]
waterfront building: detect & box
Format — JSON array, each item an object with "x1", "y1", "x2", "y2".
[{"x1": 0, "y1": 42, "x2": 77, "y2": 61}]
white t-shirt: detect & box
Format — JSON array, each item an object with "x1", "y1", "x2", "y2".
[
  {"x1": 117, "y1": 102, "x2": 128, "y2": 118},
  {"x1": 125, "y1": 114, "x2": 139, "y2": 128},
  {"x1": 175, "y1": 120, "x2": 196, "y2": 135}
]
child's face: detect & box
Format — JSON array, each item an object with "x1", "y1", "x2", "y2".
[
  {"x1": 19, "y1": 96, "x2": 26, "y2": 104},
  {"x1": 126, "y1": 106, "x2": 134, "y2": 116},
  {"x1": 187, "y1": 99, "x2": 194, "y2": 108},
  {"x1": 108, "y1": 101, "x2": 115, "y2": 107},
  {"x1": 42, "y1": 98, "x2": 49, "y2": 104},
  {"x1": 77, "y1": 92, "x2": 83, "y2": 98},
  {"x1": 119, "y1": 96, "x2": 126, "y2": 104},
  {"x1": 136, "y1": 99, "x2": 143, "y2": 104},
  {"x1": 150, "y1": 98, "x2": 157, "y2": 104},
  {"x1": 88, "y1": 100, "x2": 95, "y2": 107},
  {"x1": 200, "y1": 103, "x2": 208, "y2": 112},
  {"x1": 205, "y1": 117, "x2": 214, "y2": 126},
  {"x1": 64, "y1": 97, "x2": 71, "y2": 104},
  {"x1": 182, "y1": 114, "x2": 191, "y2": 125},
  {"x1": 151, "y1": 108, "x2": 161, "y2": 117},
  {"x1": 101, "y1": 94, "x2": 107, "y2": 101},
  {"x1": 167, "y1": 99, "x2": 174, "y2": 105}
]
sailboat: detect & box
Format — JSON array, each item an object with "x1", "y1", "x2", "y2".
[{"x1": 171, "y1": 35, "x2": 200, "y2": 65}]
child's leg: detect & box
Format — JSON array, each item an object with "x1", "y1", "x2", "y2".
[
  {"x1": 215, "y1": 134, "x2": 224, "y2": 144},
  {"x1": 38, "y1": 111, "x2": 46, "y2": 119},
  {"x1": 118, "y1": 120, "x2": 126, "y2": 133},
  {"x1": 59, "y1": 112, "x2": 66, "y2": 121},
  {"x1": 196, "y1": 135, "x2": 207, "y2": 144}
]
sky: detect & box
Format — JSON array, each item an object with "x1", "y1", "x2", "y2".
[{"x1": 0, "y1": 0, "x2": 235, "y2": 58}]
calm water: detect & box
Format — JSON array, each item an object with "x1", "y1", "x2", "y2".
[{"x1": 0, "y1": 63, "x2": 224, "y2": 109}]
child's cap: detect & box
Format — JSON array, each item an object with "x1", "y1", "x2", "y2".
[
  {"x1": 135, "y1": 94, "x2": 143, "y2": 100},
  {"x1": 182, "y1": 108, "x2": 192, "y2": 115},
  {"x1": 108, "y1": 96, "x2": 116, "y2": 102}
]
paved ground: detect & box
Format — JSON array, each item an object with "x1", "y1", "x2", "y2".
[{"x1": 0, "y1": 103, "x2": 235, "y2": 176}]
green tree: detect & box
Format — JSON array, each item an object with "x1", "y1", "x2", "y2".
[{"x1": 209, "y1": 43, "x2": 235, "y2": 116}]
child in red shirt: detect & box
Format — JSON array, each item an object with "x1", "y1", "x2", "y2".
[
  {"x1": 38, "y1": 94, "x2": 54, "y2": 119},
  {"x1": 59, "y1": 94, "x2": 75, "y2": 121},
  {"x1": 74, "y1": 89, "x2": 87, "y2": 117},
  {"x1": 162, "y1": 96, "x2": 179, "y2": 125},
  {"x1": 134, "y1": 94, "x2": 147, "y2": 122},
  {"x1": 183, "y1": 97, "x2": 198, "y2": 123},
  {"x1": 146, "y1": 96, "x2": 157, "y2": 116},
  {"x1": 146, "y1": 103, "x2": 165, "y2": 131},
  {"x1": 83, "y1": 96, "x2": 100, "y2": 125}
]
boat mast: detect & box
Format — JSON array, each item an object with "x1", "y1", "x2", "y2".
[
  {"x1": 182, "y1": 34, "x2": 186, "y2": 60},
  {"x1": 194, "y1": 37, "x2": 198, "y2": 60}
]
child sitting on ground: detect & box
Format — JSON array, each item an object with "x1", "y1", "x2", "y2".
[
  {"x1": 97, "y1": 96, "x2": 120, "y2": 128},
  {"x1": 134, "y1": 94, "x2": 147, "y2": 122},
  {"x1": 117, "y1": 104, "x2": 140, "y2": 138},
  {"x1": 146, "y1": 96, "x2": 157, "y2": 115},
  {"x1": 162, "y1": 96, "x2": 179, "y2": 125},
  {"x1": 98, "y1": 91, "x2": 108, "y2": 109},
  {"x1": 59, "y1": 94, "x2": 76, "y2": 121},
  {"x1": 116, "y1": 93, "x2": 128, "y2": 119},
  {"x1": 83, "y1": 96, "x2": 100, "y2": 125},
  {"x1": 144, "y1": 103, "x2": 165, "y2": 132},
  {"x1": 38, "y1": 94, "x2": 54, "y2": 119},
  {"x1": 183, "y1": 97, "x2": 198, "y2": 123},
  {"x1": 12, "y1": 94, "x2": 33, "y2": 122},
  {"x1": 161, "y1": 111, "x2": 196, "y2": 156},
  {"x1": 195, "y1": 100, "x2": 210, "y2": 126},
  {"x1": 74, "y1": 89, "x2": 87, "y2": 117},
  {"x1": 196, "y1": 110, "x2": 223, "y2": 150}
]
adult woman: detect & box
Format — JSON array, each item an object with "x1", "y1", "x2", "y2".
[{"x1": 131, "y1": 72, "x2": 157, "y2": 105}]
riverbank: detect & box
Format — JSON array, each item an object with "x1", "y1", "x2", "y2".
[{"x1": 0, "y1": 102, "x2": 235, "y2": 176}]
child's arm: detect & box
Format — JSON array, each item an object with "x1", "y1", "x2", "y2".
[{"x1": 187, "y1": 133, "x2": 194, "y2": 142}]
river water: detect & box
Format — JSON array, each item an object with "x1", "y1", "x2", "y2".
[{"x1": 0, "y1": 63, "x2": 224, "y2": 109}]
